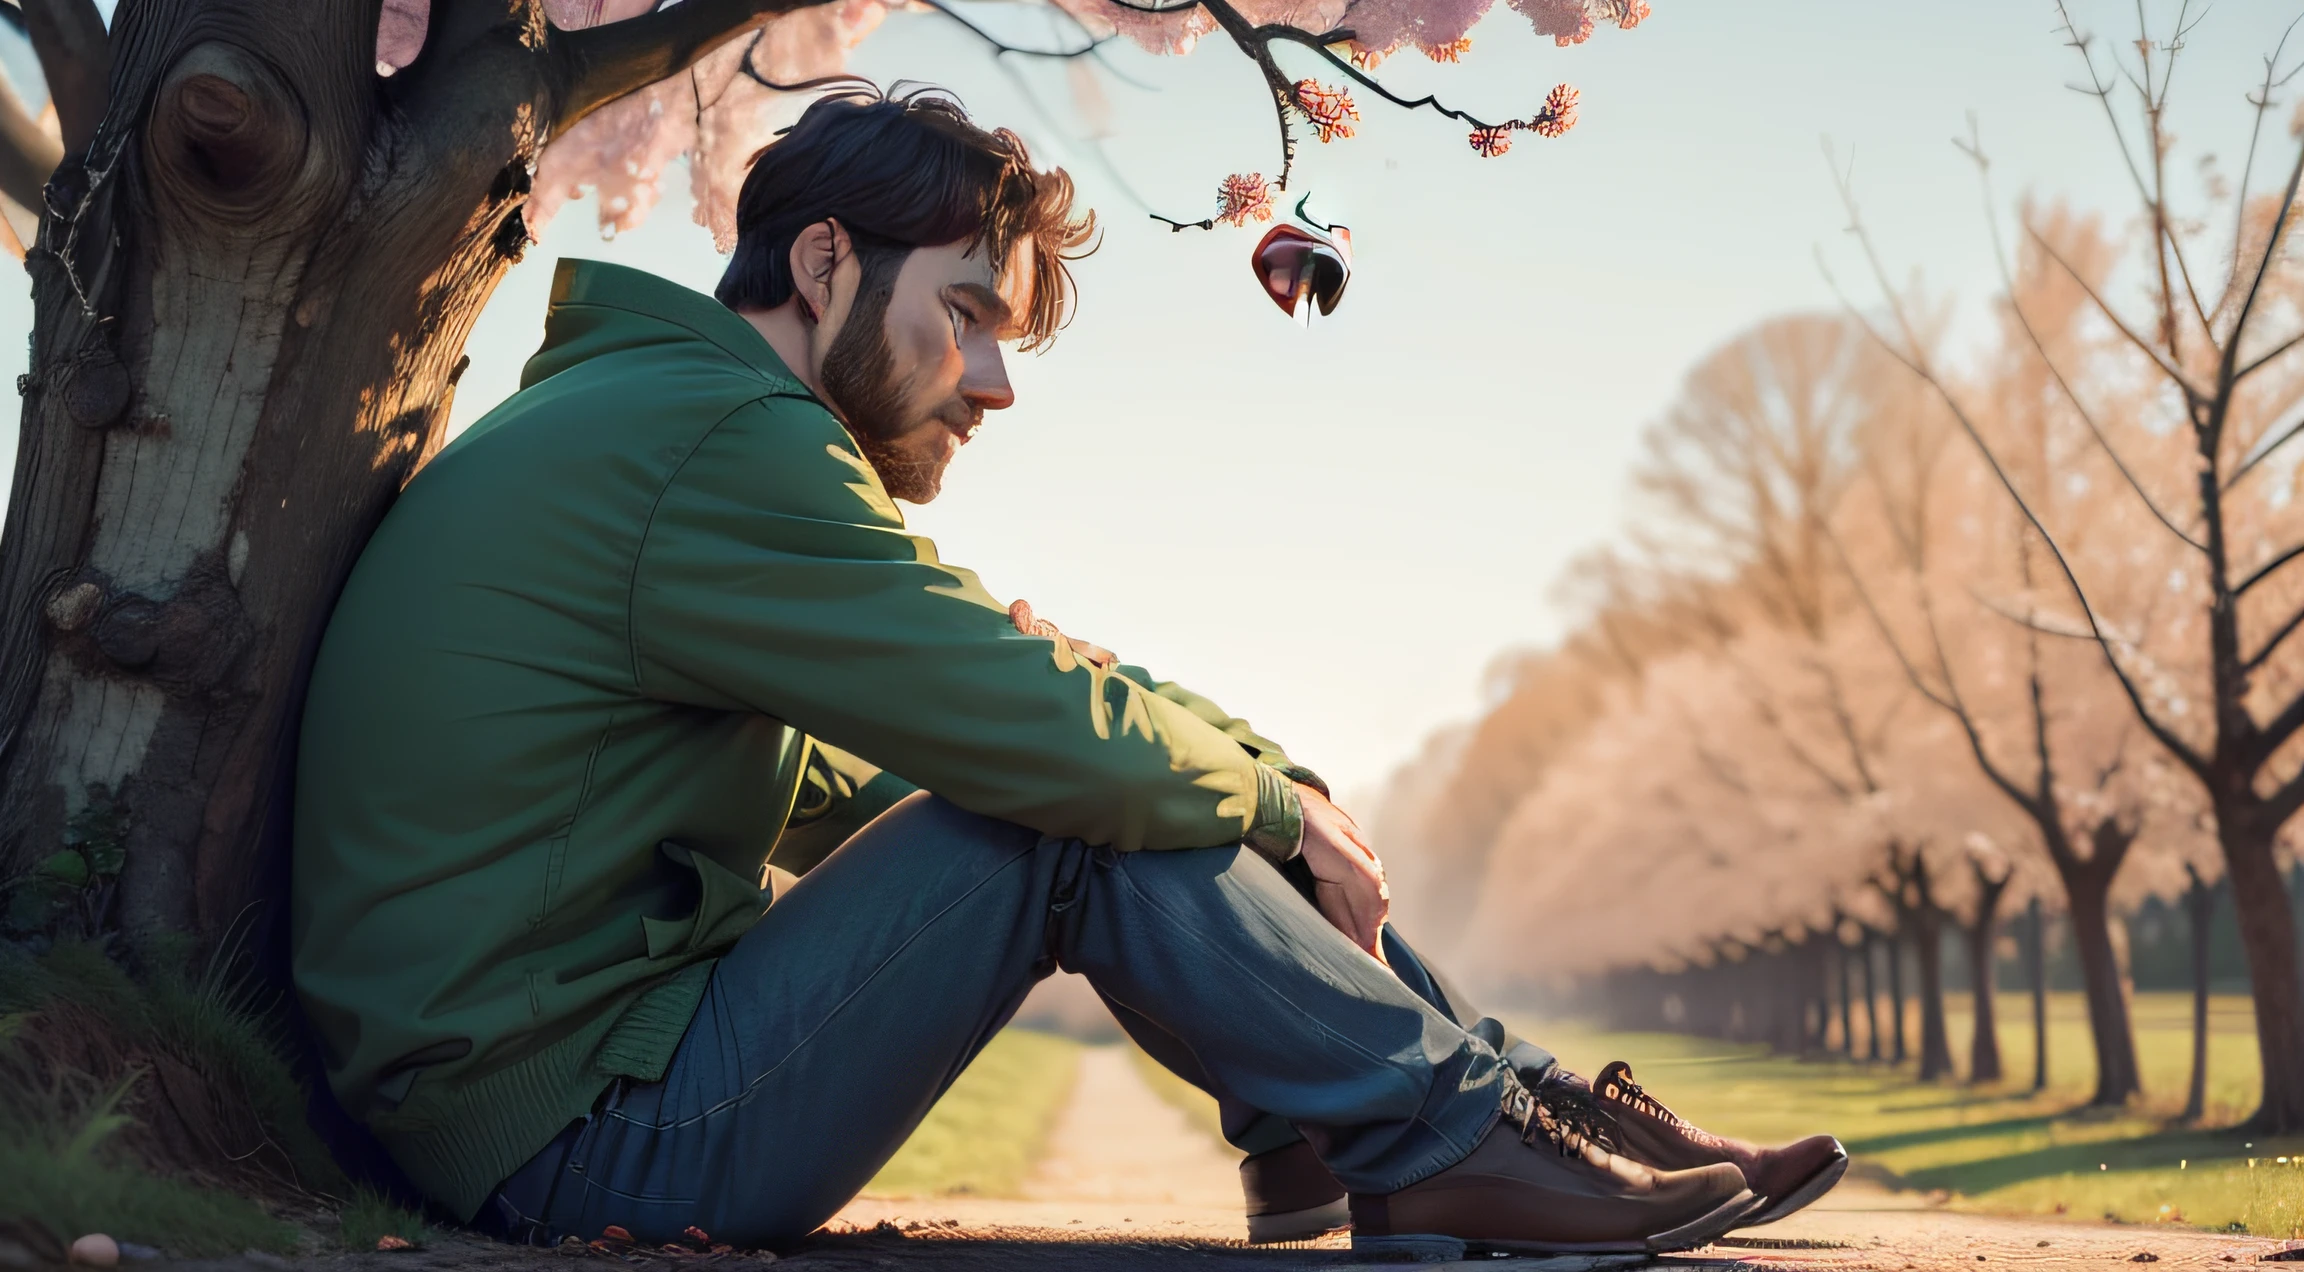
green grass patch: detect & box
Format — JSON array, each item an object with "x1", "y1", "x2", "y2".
[
  {"x1": 335, "y1": 1188, "x2": 431, "y2": 1251},
  {"x1": 0, "y1": 940, "x2": 341, "y2": 1256},
  {"x1": 862, "y1": 1027, "x2": 1084, "y2": 1198},
  {"x1": 1524, "y1": 990, "x2": 2304, "y2": 1236},
  {"x1": 0, "y1": 1119, "x2": 298, "y2": 1256}
]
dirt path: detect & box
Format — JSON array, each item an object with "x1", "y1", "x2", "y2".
[
  {"x1": 836, "y1": 1043, "x2": 1248, "y2": 1240},
  {"x1": 830, "y1": 1048, "x2": 2304, "y2": 1268}
]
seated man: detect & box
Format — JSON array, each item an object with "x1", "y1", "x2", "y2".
[{"x1": 290, "y1": 87, "x2": 1842, "y2": 1258}]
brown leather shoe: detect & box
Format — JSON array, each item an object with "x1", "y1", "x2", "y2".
[
  {"x1": 1586, "y1": 1060, "x2": 1846, "y2": 1225},
  {"x1": 1348, "y1": 1079, "x2": 1755, "y2": 1258},
  {"x1": 1240, "y1": 1140, "x2": 1349, "y2": 1244}
]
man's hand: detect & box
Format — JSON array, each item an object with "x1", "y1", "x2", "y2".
[{"x1": 1296, "y1": 783, "x2": 1390, "y2": 964}]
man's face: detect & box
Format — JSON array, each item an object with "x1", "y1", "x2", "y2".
[{"x1": 821, "y1": 239, "x2": 1022, "y2": 504}]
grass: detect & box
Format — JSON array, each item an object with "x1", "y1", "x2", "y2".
[
  {"x1": 0, "y1": 941, "x2": 314, "y2": 1256},
  {"x1": 862, "y1": 1027, "x2": 1085, "y2": 1197},
  {"x1": 335, "y1": 1188, "x2": 431, "y2": 1251},
  {"x1": 1524, "y1": 990, "x2": 2304, "y2": 1236}
]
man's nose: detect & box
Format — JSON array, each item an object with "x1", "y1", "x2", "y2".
[{"x1": 959, "y1": 340, "x2": 1015, "y2": 412}]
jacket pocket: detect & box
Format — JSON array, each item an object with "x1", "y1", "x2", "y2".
[{"x1": 639, "y1": 840, "x2": 769, "y2": 961}]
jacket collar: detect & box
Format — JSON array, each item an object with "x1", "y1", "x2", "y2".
[{"x1": 527, "y1": 258, "x2": 814, "y2": 398}]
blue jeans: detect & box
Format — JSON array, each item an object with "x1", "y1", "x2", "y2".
[{"x1": 483, "y1": 793, "x2": 1522, "y2": 1249}]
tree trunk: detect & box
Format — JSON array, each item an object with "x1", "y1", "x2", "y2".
[
  {"x1": 2182, "y1": 866, "x2": 2214, "y2": 1124},
  {"x1": 2066, "y1": 868, "x2": 2142, "y2": 1107},
  {"x1": 2217, "y1": 810, "x2": 2304, "y2": 1131},
  {"x1": 1887, "y1": 924, "x2": 1908, "y2": 1066},
  {"x1": 1910, "y1": 862, "x2": 1955, "y2": 1081},
  {"x1": 1967, "y1": 913, "x2": 2004, "y2": 1084},
  {"x1": 1967, "y1": 862, "x2": 2010, "y2": 1085},
  {"x1": 1861, "y1": 929, "x2": 1882, "y2": 1062},
  {"x1": 1837, "y1": 935, "x2": 1856, "y2": 1058},
  {"x1": 2028, "y1": 896, "x2": 2048, "y2": 1092},
  {"x1": 0, "y1": 0, "x2": 571, "y2": 958}
]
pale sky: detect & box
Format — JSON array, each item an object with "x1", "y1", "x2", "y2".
[{"x1": 0, "y1": 0, "x2": 2292, "y2": 801}]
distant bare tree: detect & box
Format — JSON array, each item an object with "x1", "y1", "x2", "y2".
[{"x1": 1833, "y1": 4, "x2": 2304, "y2": 1128}]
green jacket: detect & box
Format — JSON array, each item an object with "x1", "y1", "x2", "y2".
[{"x1": 291, "y1": 260, "x2": 1310, "y2": 1219}]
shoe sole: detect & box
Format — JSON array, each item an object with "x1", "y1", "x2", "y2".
[
  {"x1": 1245, "y1": 1197, "x2": 1350, "y2": 1245},
  {"x1": 1742, "y1": 1143, "x2": 1849, "y2": 1226},
  {"x1": 1350, "y1": 1187, "x2": 1757, "y2": 1261}
]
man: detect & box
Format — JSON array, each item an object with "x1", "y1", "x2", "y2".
[{"x1": 292, "y1": 87, "x2": 1844, "y2": 1257}]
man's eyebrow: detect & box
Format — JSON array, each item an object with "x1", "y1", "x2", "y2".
[{"x1": 943, "y1": 282, "x2": 1014, "y2": 328}]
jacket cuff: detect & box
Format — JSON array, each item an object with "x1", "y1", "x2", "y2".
[
  {"x1": 1265, "y1": 760, "x2": 1329, "y2": 800},
  {"x1": 1243, "y1": 763, "x2": 1304, "y2": 865}
]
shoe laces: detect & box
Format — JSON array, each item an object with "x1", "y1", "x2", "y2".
[
  {"x1": 1603, "y1": 1069, "x2": 1724, "y2": 1149},
  {"x1": 1499, "y1": 1071, "x2": 1618, "y2": 1157}
]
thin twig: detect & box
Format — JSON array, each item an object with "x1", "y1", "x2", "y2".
[{"x1": 1956, "y1": 118, "x2": 2204, "y2": 551}]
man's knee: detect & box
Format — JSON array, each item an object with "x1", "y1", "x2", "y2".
[{"x1": 841, "y1": 790, "x2": 1044, "y2": 861}]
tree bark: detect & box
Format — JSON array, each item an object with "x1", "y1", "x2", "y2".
[
  {"x1": 2028, "y1": 896, "x2": 2048, "y2": 1092},
  {"x1": 1861, "y1": 927, "x2": 1882, "y2": 1062},
  {"x1": 2066, "y1": 860, "x2": 2142, "y2": 1106},
  {"x1": 1887, "y1": 923, "x2": 1908, "y2": 1066},
  {"x1": 1836, "y1": 932, "x2": 1856, "y2": 1058},
  {"x1": 1906, "y1": 857, "x2": 1956, "y2": 1080},
  {"x1": 2217, "y1": 809, "x2": 2304, "y2": 1130},
  {"x1": 2182, "y1": 864, "x2": 2215, "y2": 1124},
  {"x1": 1966, "y1": 861, "x2": 2010, "y2": 1085}
]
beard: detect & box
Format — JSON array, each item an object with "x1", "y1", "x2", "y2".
[{"x1": 821, "y1": 261, "x2": 966, "y2": 504}]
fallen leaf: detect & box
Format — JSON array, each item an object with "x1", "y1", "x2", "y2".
[{"x1": 375, "y1": 1236, "x2": 414, "y2": 1252}]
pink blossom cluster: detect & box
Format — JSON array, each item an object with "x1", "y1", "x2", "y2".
[
  {"x1": 1292, "y1": 80, "x2": 1361, "y2": 144},
  {"x1": 1216, "y1": 173, "x2": 1277, "y2": 226},
  {"x1": 527, "y1": 0, "x2": 887, "y2": 244}
]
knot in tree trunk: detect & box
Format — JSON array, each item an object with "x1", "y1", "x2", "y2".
[{"x1": 147, "y1": 43, "x2": 312, "y2": 222}]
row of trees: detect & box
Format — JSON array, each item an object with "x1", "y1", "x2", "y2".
[{"x1": 1375, "y1": 4, "x2": 2304, "y2": 1129}]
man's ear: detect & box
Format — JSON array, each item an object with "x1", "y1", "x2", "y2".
[{"x1": 787, "y1": 219, "x2": 852, "y2": 325}]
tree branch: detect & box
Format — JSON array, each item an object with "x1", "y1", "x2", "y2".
[
  {"x1": 913, "y1": 0, "x2": 1116, "y2": 59},
  {"x1": 2244, "y1": 603, "x2": 2304, "y2": 674},
  {"x1": 2237, "y1": 542, "x2": 2304, "y2": 599},
  {"x1": 2224, "y1": 403, "x2": 2304, "y2": 492},
  {"x1": 1822, "y1": 161, "x2": 2213, "y2": 783},
  {"x1": 1954, "y1": 119, "x2": 2203, "y2": 550},
  {"x1": 550, "y1": 0, "x2": 843, "y2": 132},
  {"x1": 20, "y1": 0, "x2": 107, "y2": 155},
  {"x1": 1965, "y1": 586, "x2": 2100, "y2": 641},
  {"x1": 2250, "y1": 683, "x2": 2304, "y2": 764},
  {"x1": 2218, "y1": 137, "x2": 2304, "y2": 398},
  {"x1": 2026, "y1": 223, "x2": 2206, "y2": 404},
  {"x1": 2223, "y1": 15, "x2": 2304, "y2": 321}
]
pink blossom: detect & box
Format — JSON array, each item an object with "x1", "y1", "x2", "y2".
[
  {"x1": 1506, "y1": 0, "x2": 1592, "y2": 46},
  {"x1": 1293, "y1": 79, "x2": 1360, "y2": 144},
  {"x1": 1533, "y1": 82, "x2": 1577, "y2": 137},
  {"x1": 1339, "y1": 0, "x2": 1494, "y2": 62},
  {"x1": 1049, "y1": 0, "x2": 1218, "y2": 55},
  {"x1": 1216, "y1": 173, "x2": 1276, "y2": 226},
  {"x1": 530, "y1": 1, "x2": 885, "y2": 244}
]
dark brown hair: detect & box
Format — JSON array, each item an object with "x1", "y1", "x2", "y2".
[{"x1": 715, "y1": 84, "x2": 1096, "y2": 351}]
